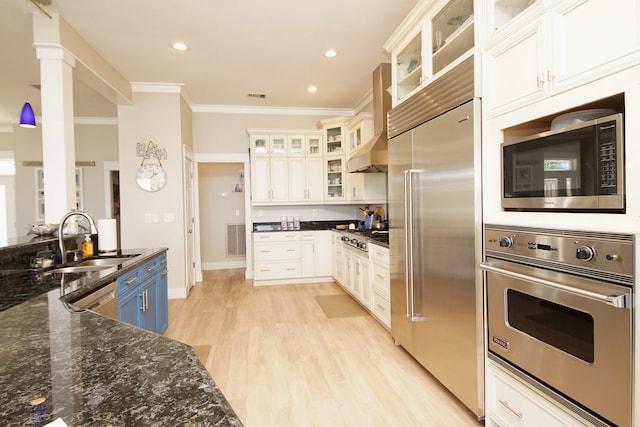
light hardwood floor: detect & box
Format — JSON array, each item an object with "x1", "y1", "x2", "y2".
[{"x1": 164, "y1": 269, "x2": 484, "y2": 427}]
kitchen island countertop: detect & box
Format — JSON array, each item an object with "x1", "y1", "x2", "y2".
[
  {"x1": 0, "y1": 244, "x2": 243, "y2": 426},
  {"x1": 0, "y1": 288, "x2": 243, "y2": 426}
]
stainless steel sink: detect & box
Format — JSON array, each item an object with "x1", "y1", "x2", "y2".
[
  {"x1": 47, "y1": 265, "x2": 113, "y2": 274},
  {"x1": 46, "y1": 254, "x2": 141, "y2": 275},
  {"x1": 77, "y1": 257, "x2": 137, "y2": 267}
]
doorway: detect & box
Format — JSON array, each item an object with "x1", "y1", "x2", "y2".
[{"x1": 193, "y1": 153, "x2": 252, "y2": 280}]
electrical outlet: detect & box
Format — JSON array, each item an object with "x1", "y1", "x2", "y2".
[
  {"x1": 235, "y1": 209, "x2": 240, "y2": 216},
  {"x1": 152, "y1": 213, "x2": 160, "y2": 223},
  {"x1": 164, "y1": 213, "x2": 174, "y2": 223},
  {"x1": 145, "y1": 213, "x2": 152, "y2": 223}
]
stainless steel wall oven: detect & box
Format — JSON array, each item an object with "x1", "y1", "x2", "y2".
[{"x1": 481, "y1": 225, "x2": 634, "y2": 427}]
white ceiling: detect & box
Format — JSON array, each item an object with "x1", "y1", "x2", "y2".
[{"x1": 0, "y1": 0, "x2": 420, "y2": 125}]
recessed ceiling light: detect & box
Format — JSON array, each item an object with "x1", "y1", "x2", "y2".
[
  {"x1": 307, "y1": 86, "x2": 318, "y2": 93},
  {"x1": 172, "y1": 42, "x2": 189, "y2": 51},
  {"x1": 324, "y1": 49, "x2": 337, "y2": 58}
]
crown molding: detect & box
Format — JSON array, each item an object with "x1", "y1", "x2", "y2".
[
  {"x1": 192, "y1": 104, "x2": 354, "y2": 116},
  {"x1": 74, "y1": 117, "x2": 118, "y2": 125},
  {"x1": 131, "y1": 82, "x2": 184, "y2": 93}
]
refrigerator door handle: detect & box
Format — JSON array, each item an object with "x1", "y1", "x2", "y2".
[
  {"x1": 404, "y1": 170, "x2": 412, "y2": 318},
  {"x1": 405, "y1": 169, "x2": 423, "y2": 321}
]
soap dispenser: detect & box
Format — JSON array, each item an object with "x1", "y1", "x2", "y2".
[{"x1": 82, "y1": 235, "x2": 94, "y2": 258}]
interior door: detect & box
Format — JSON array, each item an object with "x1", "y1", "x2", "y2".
[{"x1": 183, "y1": 146, "x2": 196, "y2": 292}]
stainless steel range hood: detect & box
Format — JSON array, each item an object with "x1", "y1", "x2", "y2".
[{"x1": 347, "y1": 63, "x2": 391, "y2": 173}]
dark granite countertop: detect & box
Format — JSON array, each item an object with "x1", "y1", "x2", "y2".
[
  {"x1": 0, "y1": 245, "x2": 243, "y2": 426},
  {"x1": 0, "y1": 248, "x2": 168, "y2": 312},
  {"x1": 253, "y1": 219, "x2": 359, "y2": 232},
  {"x1": 0, "y1": 290, "x2": 242, "y2": 426}
]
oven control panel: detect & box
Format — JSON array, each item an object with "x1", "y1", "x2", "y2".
[{"x1": 484, "y1": 224, "x2": 633, "y2": 282}]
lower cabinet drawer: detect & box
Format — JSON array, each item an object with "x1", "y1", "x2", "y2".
[
  {"x1": 487, "y1": 361, "x2": 594, "y2": 427},
  {"x1": 371, "y1": 290, "x2": 390, "y2": 328},
  {"x1": 255, "y1": 261, "x2": 301, "y2": 280},
  {"x1": 371, "y1": 264, "x2": 390, "y2": 299},
  {"x1": 254, "y1": 243, "x2": 300, "y2": 261},
  {"x1": 117, "y1": 269, "x2": 140, "y2": 296}
]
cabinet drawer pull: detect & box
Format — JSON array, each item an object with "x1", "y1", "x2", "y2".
[
  {"x1": 498, "y1": 399, "x2": 523, "y2": 419},
  {"x1": 285, "y1": 249, "x2": 296, "y2": 252},
  {"x1": 376, "y1": 303, "x2": 385, "y2": 310},
  {"x1": 259, "y1": 250, "x2": 271, "y2": 253},
  {"x1": 125, "y1": 277, "x2": 138, "y2": 285},
  {"x1": 145, "y1": 265, "x2": 156, "y2": 272},
  {"x1": 285, "y1": 268, "x2": 296, "y2": 271},
  {"x1": 160, "y1": 258, "x2": 167, "y2": 264},
  {"x1": 376, "y1": 274, "x2": 384, "y2": 280}
]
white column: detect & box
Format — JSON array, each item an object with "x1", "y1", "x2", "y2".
[{"x1": 36, "y1": 44, "x2": 77, "y2": 224}]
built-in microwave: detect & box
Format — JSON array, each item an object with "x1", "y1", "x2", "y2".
[{"x1": 501, "y1": 113, "x2": 624, "y2": 212}]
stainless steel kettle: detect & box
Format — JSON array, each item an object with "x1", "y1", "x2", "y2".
[{"x1": 371, "y1": 215, "x2": 386, "y2": 230}]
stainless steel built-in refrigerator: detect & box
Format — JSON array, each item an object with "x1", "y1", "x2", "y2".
[{"x1": 389, "y1": 98, "x2": 484, "y2": 418}]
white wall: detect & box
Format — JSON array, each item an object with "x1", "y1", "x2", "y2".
[
  {"x1": 4, "y1": 122, "x2": 117, "y2": 239},
  {"x1": 198, "y1": 162, "x2": 246, "y2": 269},
  {"x1": 117, "y1": 89, "x2": 188, "y2": 298},
  {"x1": 192, "y1": 111, "x2": 331, "y2": 153}
]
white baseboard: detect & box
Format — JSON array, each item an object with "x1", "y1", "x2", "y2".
[
  {"x1": 202, "y1": 260, "x2": 247, "y2": 270},
  {"x1": 168, "y1": 286, "x2": 188, "y2": 300},
  {"x1": 253, "y1": 276, "x2": 335, "y2": 286}
]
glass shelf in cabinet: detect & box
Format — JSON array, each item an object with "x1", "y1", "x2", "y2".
[{"x1": 432, "y1": 21, "x2": 474, "y2": 75}]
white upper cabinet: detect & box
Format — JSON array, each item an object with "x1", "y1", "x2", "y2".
[
  {"x1": 431, "y1": 0, "x2": 475, "y2": 76},
  {"x1": 485, "y1": 0, "x2": 640, "y2": 116},
  {"x1": 489, "y1": 0, "x2": 539, "y2": 39},
  {"x1": 394, "y1": 30, "x2": 425, "y2": 104},
  {"x1": 386, "y1": 0, "x2": 476, "y2": 106},
  {"x1": 250, "y1": 134, "x2": 288, "y2": 155},
  {"x1": 347, "y1": 113, "x2": 374, "y2": 155},
  {"x1": 249, "y1": 129, "x2": 323, "y2": 205},
  {"x1": 318, "y1": 117, "x2": 349, "y2": 157}
]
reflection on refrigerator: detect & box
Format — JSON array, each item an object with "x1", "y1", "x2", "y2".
[{"x1": 389, "y1": 98, "x2": 484, "y2": 418}]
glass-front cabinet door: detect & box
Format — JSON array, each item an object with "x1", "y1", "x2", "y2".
[
  {"x1": 395, "y1": 31, "x2": 423, "y2": 102},
  {"x1": 270, "y1": 135, "x2": 287, "y2": 155},
  {"x1": 431, "y1": 0, "x2": 474, "y2": 75},
  {"x1": 250, "y1": 135, "x2": 269, "y2": 155},
  {"x1": 325, "y1": 156, "x2": 344, "y2": 201},
  {"x1": 306, "y1": 135, "x2": 322, "y2": 156},
  {"x1": 490, "y1": 0, "x2": 537, "y2": 37},
  {"x1": 326, "y1": 126, "x2": 344, "y2": 155},
  {"x1": 288, "y1": 135, "x2": 305, "y2": 156}
]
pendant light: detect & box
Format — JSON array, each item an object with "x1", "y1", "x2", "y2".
[
  {"x1": 19, "y1": 0, "x2": 52, "y2": 129},
  {"x1": 19, "y1": 101, "x2": 36, "y2": 128}
]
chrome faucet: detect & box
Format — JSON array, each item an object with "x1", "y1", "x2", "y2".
[{"x1": 58, "y1": 210, "x2": 98, "y2": 264}]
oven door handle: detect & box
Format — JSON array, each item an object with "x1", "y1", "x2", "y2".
[{"x1": 480, "y1": 262, "x2": 628, "y2": 308}]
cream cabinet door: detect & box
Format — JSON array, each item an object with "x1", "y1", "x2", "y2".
[
  {"x1": 288, "y1": 157, "x2": 307, "y2": 202},
  {"x1": 270, "y1": 157, "x2": 289, "y2": 202},
  {"x1": 289, "y1": 157, "x2": 324, "y2": 203},
  {"x1": 251, "y1": 157, "x2": 289, "y2": 204},
  {"x1": 314, "y1": 230, "x2": 333, "y2": 277},
  {"x1": 552, "y1": 0, "x2": 640, "y2": 91},
  {"x1": 486, "y1": 19, "x2": 547, "y2": 116},
  {"x1": 251, "y1": 157, "x2": 271, "y2": 203},
  {"x1": 306, "y1": 157, "x2": 324, "y2": 202}
]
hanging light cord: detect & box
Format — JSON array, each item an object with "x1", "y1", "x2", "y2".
[{"x1": 28, "y1": 0, "x2": 53, "y2": 20}]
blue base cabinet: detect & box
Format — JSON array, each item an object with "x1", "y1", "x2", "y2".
[{"x1": 117, "y1": 252, "x2": 168, "y2": 334}]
